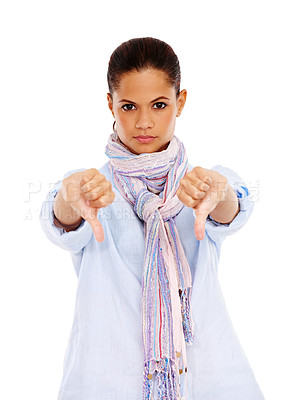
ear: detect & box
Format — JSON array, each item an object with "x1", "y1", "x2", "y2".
[
  {"x1": 176, "y1": 89, "x2": 187, "y2": 117},
  {"x1": 107, "y1": 93, "x2": 115, "y2": 118}
]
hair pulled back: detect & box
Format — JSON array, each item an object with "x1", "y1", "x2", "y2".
[{"x1": 107, "y1": 37, "x2": 181, "y2": 98}]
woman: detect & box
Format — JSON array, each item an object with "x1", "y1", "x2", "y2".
[{"x1": 40, "y1": 37, "x2": 264, "y2": 400}]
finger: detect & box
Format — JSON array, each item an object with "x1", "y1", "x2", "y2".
[
  {"x1": 188, "y1": 173, "x2": 211, "y2": 191},
  {"x1": 80, "y1": 169, "x2": 102, "y2": 190},
  {"x1": 184, "y1": 183, "x2": 207, "y2": 200},
  {"x1": 176, "y1": 187, "x2": 200, "y2": 208},
  {"x1": 83, "y1": 181, "x2": 112, "y2": 201},
  {"x1": 194, "y1": 211, "x2": 208, "y2": 241},
  {"x1": 85, "y1": 191, "x2": 115, "y2": 208},
  {"x1": 81, "y1": 175, "x2": 105, "y2": 194},
  {"x1": 191, "y1": 166, "x2": 212, "y2": 184}
]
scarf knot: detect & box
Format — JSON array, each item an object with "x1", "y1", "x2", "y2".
[
  {"x1": 134, "y1": 188, "x2": 185, "y2": 224},
  {"x1": 134, "y1": 189, "x2": 162, "y2": 222}
]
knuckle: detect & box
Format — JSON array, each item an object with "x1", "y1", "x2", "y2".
[
  {"x1": 198, "y1": 189, "x2": 206, "y2": 198},
  {"x1": 198, "y1": 181, "x2": 208, "y2": 191},
  {"x1": 86, "y1": 191, "x2": 96, "y2": 200},
  {"x1": 82, "y1": 183, "x2": 89, "y2": 192},
  {"x1": 193, "y1": 190, "x2": 200, "y2": 198},
  {"x1": 96, "y1": 197, "x2": 104, "y2": 207},
  {"x1": 179, "y1": 179, "x2": 187, "y2": 189},
  {"x1": 105, "y1": 181, "x2": 111, "y2": 192},
  {"x1": 193, "y1": 166, "x2": 202, "y2": 174},
  {"x1": 107, "y1": 194, "x2": 115, "y2": 205},
  {"x1": 89, "y1": 168, "x2": 98, "y2": 175},
  {"x1": 186, "y1": 197, "x2": 195, "y2": 207},
  {"x1": 186, "y1": 171, "x2": 194, "y2": 183}
]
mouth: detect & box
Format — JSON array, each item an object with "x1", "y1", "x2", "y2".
[{"x1": 134, "y1": 135, "x2": 156, "y2": 144}]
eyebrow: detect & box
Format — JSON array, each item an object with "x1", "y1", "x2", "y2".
[{"x1": 118, "y1": 96, "x2": 171, "y2": 104}]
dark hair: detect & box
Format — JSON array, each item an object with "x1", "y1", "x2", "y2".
[{"x1": 107, "y1": 37, "x2": 181, "y2": 98}]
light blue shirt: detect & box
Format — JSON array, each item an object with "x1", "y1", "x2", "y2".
[{"x1": 40, "y1": 162, "x2": 265, "y2": 400}]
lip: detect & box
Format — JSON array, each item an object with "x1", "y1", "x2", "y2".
[{"x1": 134, "y1": 135, "x2": 156, "y2": 143}]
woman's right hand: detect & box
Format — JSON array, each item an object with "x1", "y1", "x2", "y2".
[{"x1": 59, "y1": 168, "x2": 115, "y2": 242}]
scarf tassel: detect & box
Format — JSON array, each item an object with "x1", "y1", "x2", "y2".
[
  {"x1": 143, "y1": 358, "x2": 181, "y2": 400},
  {"x1": 179, "y1": 288, "x2": 195, "y2": 345}
]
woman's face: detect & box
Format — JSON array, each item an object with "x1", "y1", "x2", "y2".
[{"x1": 107, "y1": 69, "x2": 187, "y2": 155}]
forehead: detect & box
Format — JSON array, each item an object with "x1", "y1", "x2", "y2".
[{"x1": 113, "y1": 69, "x2": 175, "y2": 100}]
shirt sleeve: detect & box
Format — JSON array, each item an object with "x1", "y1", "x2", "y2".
[
  {"x1": 201, "y1": 165, "x2": 254, "y2": 246},
  {"x1": 39, "y1": 168, "x2": 93, "y2": 253}
]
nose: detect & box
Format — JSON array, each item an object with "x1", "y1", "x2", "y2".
[{"x1": 135, "y1": 109, "x2": 154, "y2": 130}]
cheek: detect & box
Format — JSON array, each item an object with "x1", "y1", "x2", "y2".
[
  {"x1": 116, "y1": 112, "x2": 132, "y2": 130},
  {"x1": 161, "y1": 110, "x2": 176, "y2": 130}
]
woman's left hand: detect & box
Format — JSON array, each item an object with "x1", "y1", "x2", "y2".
[{"x1": 176, "y1": 166, "x2": 233, "y2": 241}]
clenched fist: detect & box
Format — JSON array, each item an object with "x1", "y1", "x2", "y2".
[
  {"x1": 55, "y1": 168, "x2": 115, "y2": 242},
  {"x1": 176, "y1": 166, "x2": 238, "y2": 241}
]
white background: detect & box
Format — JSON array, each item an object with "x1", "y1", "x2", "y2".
[{"x1": 1, "y1": 1, "x2": 283, "y2": 399}]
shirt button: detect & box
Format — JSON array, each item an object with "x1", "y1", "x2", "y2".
[
  {"x1": 147, "y1": 374, "x2": 153, "y2": 380},
  {"x1": 179, "y1": 369, "x2": 183, "y2": 374},
  {"x1": 176, "y1": 351, "x2": 181, "y2": 358}
]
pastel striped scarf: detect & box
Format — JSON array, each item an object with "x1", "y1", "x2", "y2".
[{"x1": 105, "y1": 132, "x2": 195, "y2": 400}]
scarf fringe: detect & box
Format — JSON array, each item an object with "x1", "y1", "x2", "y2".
[
  {"x1": 179, "y1": 288, "x2": 195, "y2": 345},
  {"x1": 143, "y1": 358, "x2": 181, "y2": 400}
]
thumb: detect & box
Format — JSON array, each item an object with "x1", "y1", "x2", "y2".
[
  {"x1": 80, "y1": 203, "x2": 105, "y2": 243},
  {"x1": 194, "y1": 211, "x2": 207, "y2": 241},
  {"x1": 89, "y1": 216, "x2": 105, "y2": 243}
]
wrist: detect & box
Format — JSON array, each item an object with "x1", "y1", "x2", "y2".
[
  {"x1": 209, "y1": 185, "x2": 239, "y2": 224},
  {"x1": 53, "y1": 211, "x2": 83, "y2": 230},
  {"x1": 53, "y1": 189, "x2": 83, "y2": 229}
]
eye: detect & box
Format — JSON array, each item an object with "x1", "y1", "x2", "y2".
[
  {"x1": 122, "y1": 104, "x2": 136, "y2": 111},
  {"x1": 153, "y1": 102, "x2": 167, "y2": 109}
]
